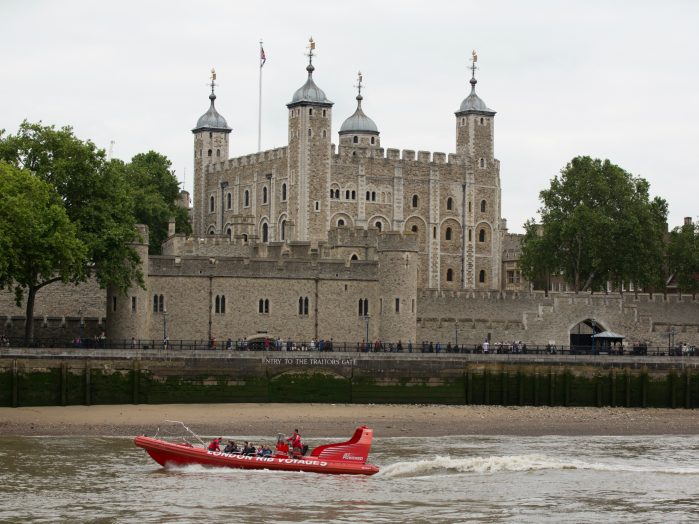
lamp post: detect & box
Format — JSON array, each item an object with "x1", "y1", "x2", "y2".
[{"x1": 163, "y1": 308, "x2": 169, "y2": 350}]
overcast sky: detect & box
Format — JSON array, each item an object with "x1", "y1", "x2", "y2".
[{"x1": 3, "y1": 1, "x2": 697, "y2": 233}]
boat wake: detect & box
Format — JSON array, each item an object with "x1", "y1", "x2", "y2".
[{"x1": 377, "y1": 454, "x2": 699, "y2": 478}]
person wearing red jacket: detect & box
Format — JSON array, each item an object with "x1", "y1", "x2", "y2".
[
  {"x1": 286, "y1": 429, "x2": 302, "y2": 456},
  {"x1": 207, "y1": 437, "x2": 222, "y2": 452}
]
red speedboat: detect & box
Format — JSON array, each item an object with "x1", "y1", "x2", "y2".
[{"x1": 135, "y1": 425, "x2": 379, "y2": 476}]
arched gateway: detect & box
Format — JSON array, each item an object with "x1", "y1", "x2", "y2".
[{"x1": 569, "y1": 318, "x2": 605, "y2": 353}]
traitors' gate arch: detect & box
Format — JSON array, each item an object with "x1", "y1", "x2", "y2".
[{"x1": 569, "y1": 318, "x2": 607, "y2": 352}]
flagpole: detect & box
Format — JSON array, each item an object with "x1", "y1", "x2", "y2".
[{"x1": 258, "y1": 39, "x2": 263, "y2": 152}]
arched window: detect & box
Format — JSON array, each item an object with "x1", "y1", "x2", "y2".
[
  {"x1": 468, "y1": 201, "x2": 472, "y2": 213},
  {"x1": 480, "y1": 200, "x2": 486, "y2": 212},
  {"x1": 226, "y1": 227, "x2": 232, "y2": 238},
  {"x1": 259, "y1": 299, "x2": 264, "y2": 313},
  {"x1": 370, "y1": 136, "x2": 375, "y2": 145},
  {"x1": 345, "y1": 190, "x2": 350, "y2": 199},
  {"x1": 447, "y1": 197, "x2": 453, "y2": 210},
  {"x1": 262, "y1": 223, "x2": 269, "y2": 243},
  {"x1": 446, "y1": 268, "x2": 453, "y2": 282},
  {"x1": 330, "y1": 188, "x2": 335, "y2": 198},
  {"x1": 159, "y1": 295, "x2": 164, "y2": 312},
  {"x1": 358, "y1": 298, "x2": 363, "y2": 316},
  {"x1": 298, "y1": 297, "x2": 304, "y2": 315},
  {"x1": 480, "y1": 117, "x2": 484, "y2": 125},
  {"x1": 281, "y1": 183, "x2": 287, "y2": 201},
  {"x1": 375, "y1": 221, "x2": 382, "y2": 231},
  {"x1": 479, "y1": 270, "x2": 486, "y2": 283},
  {"x1": 445, "y1": 227, "x2": 452, "y2": 241},
  {"x1": 479, "y1": 158, "x2": 485, "y2": 168},
  {"x1": 412, "y1": 195, "x2": 418, "y2": 208},
  {"x1": 207, "y1": 149, "x2": 212, "y2": 157},
  {"x1": 242, "y1": 233, "x2": 248, "y2": 242},
  {"x1": 351, "y1": 190, "x2": 356, "y2": 200},
  {"x1": 371, "y1": 191, "x2": 376, "y2": 202},
  {"x1": 322, "y1": 130, "x2": 327, "y2": 138},
  {"x1": 303, "y1": 297, "x2": 309, "y2": 315},
  {"x1": 262, "y1": 186, "x2": 268, "y2": 204},
  {"x1": 358, "y1": 298, "x2": 369, "y2": 316},
  {"x1": 479, "y1": 229, "x2": 486, "y2": 242},
  {"x1": 411, "y1": 225, "x2": 418, "y2": 233},
  {"x1": 309, "y1": 108, "x2": 313, "y2": 116},
  {"x1": 244, "y1": 190, "x2": 250, "y2": 208},
  {"x1": 216, "y1": 149, "x2": 220, "y2": 157},
  {"x1": 308, "y1": 128, "x2": 312, "y2": 137},
  {"x1": 226, "y1": 192, "x2": 232, "y2": 209},
  {"x1": 280, "y1": 220, "x2": 286, "y2": 241},
  {"x1": 209, "y1": 196, "x2": 215, "y2": 213},
  {"x1": 353, "y1": 136, "x2": 358, "y2": 144},
  {"x1": 351, "y1": 254, "x2": 358, "y2": 261},
  {"x1": 209, "y1": 132, "x2": 213, "y2": 139},
  {"x1": 337, "y1": 218, "x2": 345, "y2": 227},
  {"x1": 322, "y1": 109, "x2": 326, "y2": 117},
  {"x1": 264, "y1": 299, "x2": 269, "y2": 313},
  {"x1": 220, "y1": 295, "x2": 225, "y2": 314},
  {"x1": 366, "y1": 191, "x2": 370, "y2": 201},
  {"x1": 335, "y1": 189, "x2": 340, "y2": 199},
  {"x1": 152, "y1": 295, "x2": 158, "y2": 313},
  {"x1": 468, "y1": 229, "x2": 472, "y2": 242}
]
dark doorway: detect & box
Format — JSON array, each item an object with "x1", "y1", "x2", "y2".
[{"x1": 569, "y1": 319, "x2": 602, "y2": 354}]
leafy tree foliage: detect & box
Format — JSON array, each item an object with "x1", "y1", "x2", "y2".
[
  {"x1": 0, "y1": 162, "x2": 87, "y2": 342},
  {"x1": 0, "y1": 122, "x2": 144, "y2": 342},
  {"x1": 668, "y1": 221, "x2": 699, "y2": 293},
  {"x1": 520, "y1": 156, "x2": 668, "y2": 292},
  {"x1": 124, "y1": 151, "x2": 191, "y2": 254}
]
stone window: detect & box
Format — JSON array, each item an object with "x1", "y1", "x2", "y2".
[
  {"x1": 507, "y1": 270, "x2": 521, "y2": 284},
  {"x1": 244, "y1": 190, "x2": 250, "y2": 208},
  {"x1": 281, "y1": 183, "x2": 287, "y2": 201},
  {"x1": 447, "y1": 197, "x2": 453, "y2": 210},
  {"x1": 280, "y1": 220, "x2": 286, "y2": 241},
  {"x1": 461, "y1": 117, "x2": 465, "y2": 126},
  {"x1": 309, "y1": 108, "x2": 313, "y2": 116},
  {"x1": 353, "y1": 136, "x2": 358, "y2": 144},
  {"x1": 153, "y1": 294, "x2": 164, "y2": 313},
  {"x1": 298, "y1": 296, "x2": 309, "y2": 316},
  {"x1": 345, "y1": 190, "x2": 350, "y2": 200},
  {"x1": 308, "y1": 128, "x2": 312, "y2": 137},
  {"x1": 446, "y1": 268, "x2": 453, "y2": 282},
  {"x1": 315, "y1": 201, "x2": 320, "y2": 212},
  {"x1": 468, "y1": 201, "x2": 472, "y2": 213},
  {"x1": 215, "y1": 295, "x2": 226, "y2": 314},
  {"x1": 412, "y1": 194, "x2": 418, "y2": 208},
  {"x1": 481, "y1": 199, "x2": 486, "y2": 212},
  {"x1": 227, "y1": 227, "x2": 232, "y2": 238},
  {"x1": 480, "y1": 117, "x2": 484, "y2": 125},
  {"x1": 335, "y1": 189, "x2": 340, "y2": 199},
  {"x1": 322, "y1": 130, "x2": 327, "y2": 138},
  {"x1": 371, "y1": 191, "x2": 376, "y2": 202},
  {"x1": 412, "y1": 298, "x2": 415, "y2": 313},
  {"x1": 468, "y1": 229, "x2": 472, "y2": 242},
  {"x1": 242, "y1": 233, "x2": 248, "y2": 242},
  {"x1": 358, "y1": 298, "x2": 369, "y2": 316},
  {"x1": 479, "y1": 229, "x2": 486, "y2": 242},
  {"x1": 379, "y1": 298, "x2": 383, "y2": 314},
  {"x1": 209, "y1": 132, "x2": 213, "y2": 139},
  {"x1": 371, "y1": 136, "x2": 375, "y2": 145},
  {"x1": 479, "y1": 270, "x2": 486, "y2": 283},
  {"x1": 226, "y1": 192, "x2": 232, "y2": 210},
  {"x1": 261, "y1": 223, "x2": 269, "y2": 242},
  {"x1": 411, "y1": 225, "x2": 418, "y2": 233},
  {"x1": 445, "y1": 227, "x2": 452, "y2": 241},
  {"x1": 395, "y1": 298, "x2": 400, "y2": 313},
  {"x1": 216, "y1": 149, "x2": 220, "y2": 157},
  {"x1": 351, "y1": 190, "x2": 356, "y2": 200},
  {"x1": 350, "y1": 253, "x2": 358, "y2": 261},
  {"x1": 479, "y1": 158, "x2": 485, "y2": 168},
  {"x1": 375, "y1": 221, "x2": 382, "y2": 232},
  {"x1": 209, "y1": 195, "x2": 215, "y2": 213},
  {"x1": 259, "y1": 298, "x2": 270, "y2": 314},
  {"x1": 433, "y1": 227, "x2": 437, "y2": 239},
  {"x1": 131, "y1": 296, "x2": 137, "y2": 313},
  {"x1": 322, "y1": 109, "x2": 327, "y2": 117},
  {"x1": 262, "y1": 186, "x2": 268, "y2": 204},
  {"x1": 207, "y1": 149, "x2": 212, "y2": 157},
  {"x1": 337, "y1": 218, "x2": 345, "y2": 226}
]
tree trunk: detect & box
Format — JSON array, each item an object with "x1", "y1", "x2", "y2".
[{"x1": 24, "y1": 286, "x2": 37, "y2": 346}]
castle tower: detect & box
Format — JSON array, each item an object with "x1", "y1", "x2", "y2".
[
  {"x1": 454, "y1": 51, "x2": 502, "y2": 290},
  {"x1": 377, "y1": 233, "x2": 418, "y2": 344},
  {"x1": 192, "y1": 69, "x2": 232, "y2": 236},
  {"x1": 338, "y1": 71, "x2": 380, "y2": 150},
  {"x1": 106, "y1": 224, "x2": 150, "y2": 341},
  {"x1": 286, "y1": 38, "x2": 333, "y2": 244}
]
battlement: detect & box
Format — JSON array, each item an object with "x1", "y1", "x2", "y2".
[
  {"x1": 377, "y1": 231, "x2": 418, "y2": 253},
  {"x1": 205, "y1": 147, "x2": 288, "y2": 173},
  {"x1": 334, "y1": 146, "x2": 458, "y2": 166}
]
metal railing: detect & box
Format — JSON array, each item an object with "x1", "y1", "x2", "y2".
[{"x1": 0, "y1": 337, "x2": 696, "y2": 357}]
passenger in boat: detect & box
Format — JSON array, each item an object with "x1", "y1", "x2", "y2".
[
  {"x1": 260, "y1": 445, "x2": 273, "y2": 457},
  {"x1": 287, "y1": 429, "x2": 303, "y2": 456},
  {"x1": 207, "y1": 437, "x2": 222, "y2": 452},
  {"x1": 223, "y1": 440, "x2": 238, "y2": 453},
  {"x1": 242, "y1": 442, "x2": 256, "y2": 455}
]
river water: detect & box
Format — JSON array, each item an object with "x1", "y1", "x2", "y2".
[{"x1": 2, "y1": 434, "x2": 699, "y2": 523}]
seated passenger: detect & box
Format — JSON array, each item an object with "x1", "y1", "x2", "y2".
[
  {"x1": 207, "y1": 437, "x2": 222, "y2": 452},
  {"x1": 223, "y1": 440, "x2": 238, "y2": 453},
  {"x1": 242, "y1": 442, "x2": 256, "y2": 455},
  {"x1": 261, "y1": 445, "x2": 273, "y2": 457}
]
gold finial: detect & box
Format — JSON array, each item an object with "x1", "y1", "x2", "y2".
[
  {"x1": 309, "y1": 37, "x2": 315, "y2": 50},
  {"x1": 358, "y1": 70, "x2": 363, "y2": 84},
  {"x1": 469, "y1": 50, "x2": 478, "y2": 81},
  {"x1": 472, "y1": 50, "x2": 478, "y2": 63},
  {"x1": 306, "y1": 37, "x2": 316, "y2": 66},
  {"x1": 354, "y1": 70, "x2": 364, "y2": 100},
  {"x1": 211, "y1": 68, "x2": 217, "y2": 81}
]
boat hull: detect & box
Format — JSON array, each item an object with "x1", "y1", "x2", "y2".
[{"x1": 134, "y1": 436, "x2": 379, "y2": 476}]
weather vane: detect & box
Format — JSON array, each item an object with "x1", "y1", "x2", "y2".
[
  {"x1": 209, "y1": 68, "x2": 217, "y2": 94},
  {"x1": 355, "y1": 70, "x2": 363, "y2": 97},
  {"x1": 306, "y1": 37, "x2": 316, "y2": 64},
  {"x1": 470, "y1": 50, "x2": 478, "y2": 78}
]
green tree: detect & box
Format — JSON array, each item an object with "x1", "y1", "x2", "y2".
[
  {"x1": 0, "y1": 122, "x2": 143, "y2": 342},
  {"x1": 125, "y1": 151, "x2": 191, "y2": 254},
  {"x1": 520, "y1": 156, "x2": 668, "y2": 292},
  {"x1": 668, "y1": 221, "x2": 699, "y2": 293},
  {"x1": 0, "y1": 162, "x2": 87, "y2": 343}
]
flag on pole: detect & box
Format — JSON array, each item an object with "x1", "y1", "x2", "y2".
[{"x1": 260, "y1": 46, "x2": 266, "y2": 68}]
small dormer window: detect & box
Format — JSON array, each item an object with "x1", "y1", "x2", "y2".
[{"x1": 353, "y1": 136, "x2": 358, "y2": 144}]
